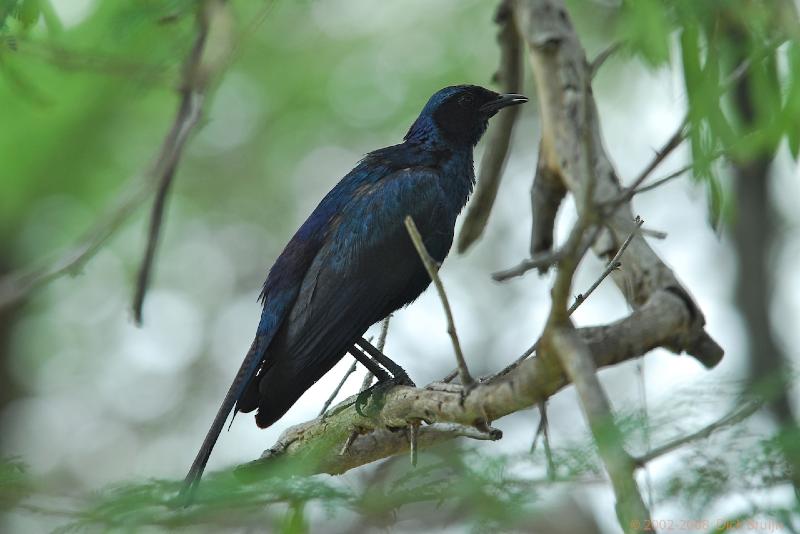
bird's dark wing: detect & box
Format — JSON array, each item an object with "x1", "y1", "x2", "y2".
[{"x1": 249, "y1": 166, "x2": 452, "y2": 427}]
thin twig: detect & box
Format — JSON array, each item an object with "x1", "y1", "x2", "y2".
[
  {"x1": 608, "y1": 42, "x2": 778, "y2": 212},
  {"x1": 441, "y1": 369, "x2": 458, "y2": 383},
  {"x1": 319, "y1": 360, "x2": 358, "y2": 417},
  {"x1": 567, "y1": 215, "x2": 643, "y2": 315},
  {"x1": 626, "y1": 122, "x2": 687, "y2": 197},
  {"x1": 377, "y1": 315, "x2": 390, "y2": 352},
  {"x1": 493, "y1": 210, "x2": 598, "y2": 284},
  {"x1": 633, "y1": 164, "x2": 692, "y2": 195},
  {"x1": 132, "y1": 0, "x2": 230, "y2": 324},
  {"x1": 492, "y1": 217, "x2": 638, "y2": 376},
  {"x1": 634, "y1": 400, "x2": 763, "y2": 466},
  {"x1": 491, "y1": 251, "x2": 562, "y2": 281},
  {"x1": 0, "y1": 181, "x2": 151, "y2": 311},
  {"x1": 641, "y1": 228, "x2": 667, "y2": 240},
  {"x1": 530, "y1": 402, "x2": 556, "y2": 479},
  {"x1": 494, "y1": 340, "x2": 539, "y2": 379},
  {"x1": 590, "y1": 41, "x2": 621, "y2": 78},
  {"x1": 0, "y1": 5, "x2": 221, "y2": 312},
  {"x1": 339, "y1": 432, "x2": 358, "y2": 456},
  {"x1": 405, "y1": 216, "x2": 473, "y2": 387},
  {"x1": 636, "y1": 359, "x2": 654, "y2": 511},
  {"x1": 530, "y1": 409, "x2": 545, "y2": 453},
  {"x1": 541, "y1": 405, "x2": 555, "y2": 480},
  {"x1": 599, "y1": 121, "x2": 688, "y2": 214}
]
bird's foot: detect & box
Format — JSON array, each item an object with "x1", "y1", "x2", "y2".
[
  {"x1": 385, "y1": 371, "x2": 416, "y2": 388},
  {"x1": 355, "y1": 374, "x2": 415, "y2": 416}
]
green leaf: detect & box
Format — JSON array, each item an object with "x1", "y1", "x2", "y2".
[
  {"x1": 619, "y1": 0, "x2": 672, "y2": 67},
  {"x1": 784, "y1": 43, "x2": 800, "y2": 159},
  {"x1": 707, "y1": 172, "x2": 724, "y2": 233},
  {"x1": 16, "y1": 0, "x2": 39, "y2": 28}
]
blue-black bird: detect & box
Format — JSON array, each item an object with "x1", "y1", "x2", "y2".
[{"x1": 183, "y1": 85, "x2": 527, "y2": 492}]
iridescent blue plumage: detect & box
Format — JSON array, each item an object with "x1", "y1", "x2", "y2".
[{"x1": 183, "y1": 85, "x2": 527, "y2": 492}]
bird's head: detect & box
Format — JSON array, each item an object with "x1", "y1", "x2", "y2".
[{"x1": 405, "y1": 85, "x2": 528, "y2": 148}]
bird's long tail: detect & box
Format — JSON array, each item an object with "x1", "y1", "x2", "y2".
[{"x1": 180, "y1": 336, "x2": 265, "y2": 501}]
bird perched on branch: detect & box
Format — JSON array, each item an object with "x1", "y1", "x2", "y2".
[{"x1": 183, "y1": 84, "x2": 527, "y2": 495}]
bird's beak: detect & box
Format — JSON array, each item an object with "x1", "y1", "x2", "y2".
[{"x1": 480, "y1": 93, "x2": 529, "y2": 114}]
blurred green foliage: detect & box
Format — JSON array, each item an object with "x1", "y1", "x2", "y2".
[
  {"x1": 1, "y1": 0, "x2": 799, "y2": 531},
  {"x1": 2, "y1": 408, "x2": 796, "y2": 531},
  {"x1": 615, "y1": 0, "x2": 799, "y2": 226},
  {"x1": 0, "y1": 0, "x2": 496, "y2": 262}
]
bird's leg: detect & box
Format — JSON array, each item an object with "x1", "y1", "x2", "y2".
[
  {"x1": 349, "y1": 344, "x2": 395, "y2": 417},
  {"x1": 348, "y1": 345, "x2": 391, "y2": 383},
  {"x1": 355, "y1": 337, "x2": 415, "y2": 387},
  {"x1": 349, "y1": 339, "x2": 415, "y2": 417}
]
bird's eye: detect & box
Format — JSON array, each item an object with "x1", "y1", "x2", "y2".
[{"x1": 458, "y1": 94, "x2": 474, "y2": 107}]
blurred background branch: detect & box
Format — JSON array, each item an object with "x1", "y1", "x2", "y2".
[
  {"x1": 456, "y1": 0, "x2": 523, "y2": 254},
  {"x1": 132, "y1": 0, "x2": 233, "y2": 324}
]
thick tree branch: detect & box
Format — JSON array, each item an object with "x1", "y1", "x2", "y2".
[
  {"x1": 504, "y1": 1, "x2": 725, "y2": 530},
  {"x1": 510, "y1": 0, "x2": 722, "y2": 368},
  {"x1": 523, "y1": 5, "x2": 651, "y2": 517},
  {"x1": 528, "y1": 140, "x2": 567, "y2": 258},
  {"x1": 548, "y1": 326, "x2": 651, "y2": 530},
  {"x1": 248, "y1": 290, "x2": 696, "y2": 476}
]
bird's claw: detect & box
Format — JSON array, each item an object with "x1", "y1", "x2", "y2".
[
  {"x1": 389, "y1": 372, "x2": 416, "y2": 388},
  {"x1": 355, "y1": 374, "x2": 416, "y2": 416}
]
